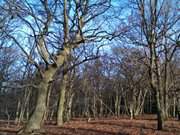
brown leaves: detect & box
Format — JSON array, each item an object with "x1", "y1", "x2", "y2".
[{"x1": 0, "y1": 116, "x2": 180, "y2": 135}]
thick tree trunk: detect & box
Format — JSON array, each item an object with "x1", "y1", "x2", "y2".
[
  {"x1": 24, "y1": 47, "x2": 70, "y2": 133},
  {"x1": 24, "y1": 80, "x2": 49, "y2": 132},
  {"x1": 57, "y1": 74, "x2": 68, "y2": 126},
  {"x1": 156, "y1": 90, "x2": 164, "y2": 130},
  {"x1": 150, "y1": 41, "x2": 164, "y2": 130}
]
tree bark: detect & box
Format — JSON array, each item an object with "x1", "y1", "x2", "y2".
[
  {"x1": 57, "y1": 74, "x2": 68, "y2": 126},
  {"x1": 150, "y1": 41, "x2": 164, "y2": 130},
  {"x1": 66, "y1": 93, "x2": 75, "y2": 121},
  {"x1": 24, "y1": 48, "x2": 71, "y2": 133},
  {"x1": 24, "y1": 79, "x2": 49, "y2": 132},
  {"x1": 115, "y1": 90, "x2": 121, "y2": 116},
  {"x1": 177, "y1": 97, "x2": 180, "y2": 120},
  {"x1": 129, "y1": 103, "x2": 135, "y2": 120}
]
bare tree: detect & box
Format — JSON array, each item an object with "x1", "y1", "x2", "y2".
[{"x1": 125, "y1": 0, "x2": 180, "y2": 130}]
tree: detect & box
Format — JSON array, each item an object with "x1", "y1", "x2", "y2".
[
  {"x1": 113, "y1": 47, "x2": 149, "y2": 119},
  {"x1": 125, "y1": 0, "x2": 179, "y2": 130},
  {"x1": 1, "y1": 0, "x2": 116, "y2": 132}
]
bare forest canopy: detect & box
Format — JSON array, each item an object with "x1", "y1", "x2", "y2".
[{"x1": 0, "y1": 0, "x2": 180, "y2": 134}]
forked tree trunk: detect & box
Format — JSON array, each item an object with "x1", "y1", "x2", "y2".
[{"x1": 24, "y1": 48, "x2": 70, "y2": 133}]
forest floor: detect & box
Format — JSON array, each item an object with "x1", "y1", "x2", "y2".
[{"x1": 0, "y1": 115, "x2": 179, "y2": 135}]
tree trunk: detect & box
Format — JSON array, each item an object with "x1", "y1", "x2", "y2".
[
  {"x1": 129, "y1": 103, "x2": 135, "y2": 120},
  {"x1": 156, "y1": 90, "x2": 164, "y2": 130},
  {"x1": 57, "y1": 74, "x2": 68, "y2": 126},
  {"x1": 19, "y1": 88, "x2": 31, "y2": 123},
  {"x1": 84, "y1": 92, "x2": 89, "y2": 117},
  {"x1": 66, "y1": 93, "x2": 75, "y2": 121},
  {"x1": 92, "y1": 91, "x2": 97, "y2": 118},
  {"x1": 24, "y1": 80, "x2": 49, "y2": 132},
  {"x1": 99, "y1": 93, "x2": 104, "y2": 117},
  {"x1": 15, "y1": 99, "x2": 21, "y2": 124},
  {"x1": 115, "y1": 91, "x2": 121, "y2": 116},
  {"x1": 163, "y1": 60, "x2": 170, "y2": 120},
  {"x1": 177, "y1": 97, "x2": 180, "y2": 120},
  {"x1": 135, "y1": 89, "x2": 148, "y2": 116},
  {"x1": 149, "y1": 39, "x2": 165, "y2": 130},
  {"x1": 173, "y1": 96, "x2": 176, "y2": 117},
  {"x1": 24, "y1": 47, "x2": 70, "y2": 133}
]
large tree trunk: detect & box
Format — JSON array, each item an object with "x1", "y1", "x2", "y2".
[
  {"x1": 24, "y1": 48, "x2": 70, "y2": 133},
  {"x1": 156, "y1": 90, "x2": 164, "y2": 130},
  {"x1": 57, "y1": 74, "x2": 68, "y2": 126},
  {"x1": 24, "y1": 79, "x2": 49, "y2": 132},
  {"x1": 150, "y1": 41, "x2": 164, "y2": 130}
]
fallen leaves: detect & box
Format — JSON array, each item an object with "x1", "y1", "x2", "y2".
[{"x1": 0, "y1": 116, "x2": 179, "y2": 135}]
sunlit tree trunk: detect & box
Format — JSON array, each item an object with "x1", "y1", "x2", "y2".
[{"x1": 129, "y1": 103, "x2": 135, "y2": 120}]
